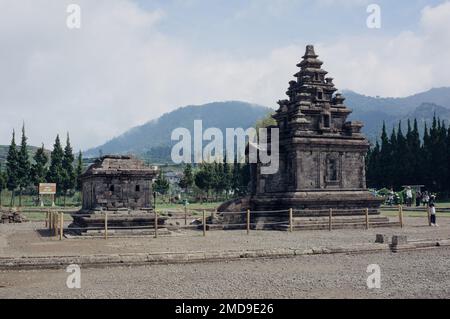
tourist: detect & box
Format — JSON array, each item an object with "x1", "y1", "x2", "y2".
[
  {"x1": 429, "y1": 203, "x2": 438, "y2": 227},
  {"x1": 406, "y1": 186, "x2": 413, "y2": 207},
  {"x1": 422, "y1": 191, "x2": 429, "y2": 207},
  {"x1": 429, "y1": 194, "x2": 436, "y2": 206},
  {"x1": 415, "y1": 191, "x2": 422, "y2": 207}
]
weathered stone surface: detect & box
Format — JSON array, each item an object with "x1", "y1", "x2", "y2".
[
  {"x1": 0, "y1": 210, "x2": 27, "y2": 224},
  {"x1": 375, "y1": 234, "x2": 389, "y2": 244},
  {"x1": 392, "y1": 235, "x2": 408, "y2": 245},
  {"x1": 220, "y1": 45, "x2": 383, "y2": 222},
  {"x1": 80, "y1": 155, "x2": 157, "y2": 211},
  {"x1": 69, "y1": 155, "x2": 161, "y2": 235}
]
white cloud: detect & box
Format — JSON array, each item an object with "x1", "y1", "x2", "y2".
[{"x1": 1, "y1": 0, "x2": 450, "y2": 151}]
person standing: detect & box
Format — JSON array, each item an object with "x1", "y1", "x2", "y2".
[
  {"x1": 415, "y1": 191, "x2": 422, "y2": 207},
  {"x1": 423, "y1": 191, "x2": 429, "y2": 207},
  {"x1": 406, "y1": 186, "x2": 413, "y2": 207},
  {"x1": 429, "y1": 203, "x2": 438, "y2": 226},
  {"x1": 429, "y1": 194, "x2": 436, "y2": 206}
]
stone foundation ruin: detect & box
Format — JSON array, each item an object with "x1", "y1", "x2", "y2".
[{"x1": 69, "y1": 155, "x2": 167, "y2": 235}]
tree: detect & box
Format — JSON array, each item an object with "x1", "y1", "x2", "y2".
[
  {"x1": 366, "y1": 117, "x2": 450, "y2": 198},
  {"x1": 255, "y1": 112, "x2": 276, "y2": 131},
  {"x1": 47, "y1": 135, "x2": 65, "y2": 202},
  {"x1": 154, "y1": 171, "x2": 170, "y2": 197},
  {"x1": 61, "y1": 134, "x2": 76, "y2": 206},
  {"x1": 366, "y1": 141, "x2": 380, "y2": 188},
  {"x1": 222, "y1": 156, "x2": 232, "y2": 198},
  {"x1": 31, "y1": 144, "x2": 48, "y2": 186},
  {"x1": 194, "y1": 163, "x2": 214, "y2": 201},
  {"x1": 75, "y1": 151, "x2": 83, "y2": 191},
  {"x1": 0, "y1": 164, "x2": 6, "y2": 207},
  {"x1": 17, "y1": 124, "x2": 31, "y2": 206},
  {"x1": 178, "y1": 164, "x2": 194, "y2": 195},
  {"x1": 6, "y1": 130, "x2": 19, "y2": 207}
]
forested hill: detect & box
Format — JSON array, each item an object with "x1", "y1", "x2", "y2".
[
  {"x1": 345, "y1": 87, "x2": 450, "y2": 141},
  {"x1": 84, "y1": 101, "x2": 272, "y2": 160}
]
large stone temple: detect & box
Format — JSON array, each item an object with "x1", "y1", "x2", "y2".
[{"x1": 219, "y1": 45, "x2": 384, "y2": 221}]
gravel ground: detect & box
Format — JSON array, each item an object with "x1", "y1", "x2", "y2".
[
  {"x1": 1, "y1": 217, "x2": 449, "y2": 258},
  {"x1": 1, "y1": 248, "x2": 449, "y2": 299}
]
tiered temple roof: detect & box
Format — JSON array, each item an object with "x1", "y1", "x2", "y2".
[{"x1": 274, "y1": 45, "x2": 361, "y2": 137}]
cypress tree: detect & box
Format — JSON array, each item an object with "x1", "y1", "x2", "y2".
[
  {"x1": 31, "y1": 144, "x2": 49, "y2": 186},
  {"x1": 395, "y1": 121, "x2": 408, "y2": 188},
  {"x1": 47, "y1": 135, "x2": 65, "y2": 203},
  {"x1": 367, "y1": 118, "x2": 450, "y2": 198},
  {"x1": 410, "y1": 119, "x2": 422, "y2": 185},
  {"x1": 6, "y1": 131, "x2": 19, "y2": 207},
  {"x1": 366, "y1": 141, "x2": 380, "y2": 188},
  {"x1": 446, "y1": 126, "x2": 450, "y2": 194},
  {"x1": 0, "y1": 164, "x2": 6, "y2": 207},
  {"x1": 223, "y1": 156, "x2": 232, "y2": 199},
  {"x1": 75, "y1": 151, "x2": 84, "y2": 192},
  {"x1": 178, "y1": 164, "x2": 194, "y2": 195},
  {"x1": 387, "y1": 126, "x2": 397, "y2": 189},
  {"x1": 62, "y1": 134, "x2": 76, "y2": 206},
  {"x1": 17, "y1": 124, "x2": 31, "y2": 206}
]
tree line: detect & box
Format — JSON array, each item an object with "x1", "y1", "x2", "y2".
[
  {"x1": 0, "y1": 125, "x2": 84, "y2": 207},
  {"x1": 366, "y1": 116, "x2": 450, "y2": 197},
  {"x1": 153, "y1": 159, "x2": 250, "y2": 202}
]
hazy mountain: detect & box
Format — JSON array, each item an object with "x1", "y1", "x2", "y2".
[
  {"x1": 85, "y1": 87, "x2": 450, "y2": 161},
  {"x1": 345, "y1": 87, "x2": 450, "y2": 141},
  {"x1": 84, "y1": 101, "x2": 272, "y2": 159}
]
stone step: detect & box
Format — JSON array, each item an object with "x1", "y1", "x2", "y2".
[
  {"x1": 291, "y1": 216, "x2": 390, "y2": 226},
  {"x1": 275, "y1": 221, "x2": 401, "y2": 231}
]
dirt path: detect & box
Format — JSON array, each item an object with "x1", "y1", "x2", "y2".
[
  {"x1": 1, "y1": 217, "x2": 449, "y2": 258},
  {"x1": 1, "y1": 248, "x2": 449, "y2": 299}
]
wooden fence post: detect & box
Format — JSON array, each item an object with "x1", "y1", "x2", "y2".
[
  {"x1": 399, "y1": 205, "x2": 404, "y2": 228},
  {"x1": 48, "y1": 211, "x2": 52, "y2": 230},
  {"x1": 45, "y1": 210, "x2": 49, "y2": 228},
  {"x1": 59, "y1": 212, "x2": 64, "y2": 240},
  {"x1": 203, "y1": 210, "x2": 206, "y2": 237},
  {"x1": 247, "y1": 209, "x2": 250, "y2": 235},
  {"x1": 184, "y1": 205, "x2": 187, "y2": 226},
  {"x1": 289, "y1": 208, "x2": 293, "y2": 233},
  {"x1": 365, "y1": 208, "x2": 369, "y2": 230},
  {"x1": 54, "y1": 212, "x2": 58, "y2": 237},
  {"x1": 104, "y1": 213, "x2": 108, "y2": 240},
  {"x1": 427, "y1": 206, "x2": 431, "y2": 226},
  {"x1": 154, "y1": 211, "x2": 158, "y2": 238},
  {"x1": 329, "y1": 208, "x2": 333, "y2": 231}
]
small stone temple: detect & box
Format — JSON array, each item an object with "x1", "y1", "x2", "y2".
[
  {"x1": 70, "y1": 155, "x2": 167, "y2": 235},
  {"x1": 218, "y1": 45, "x2": 384, "y2": 224},
  {"x1": 80, "y1": 155, "x2": 155, "y2": 210}
]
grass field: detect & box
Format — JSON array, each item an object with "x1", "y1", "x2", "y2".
[{"x1": 3, "y1": 191, "x2": 449, "y2": 222}]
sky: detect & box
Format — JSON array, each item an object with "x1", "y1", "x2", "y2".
[{"x1": 0, "y1": 0, "x2": 449, "y2": 151}]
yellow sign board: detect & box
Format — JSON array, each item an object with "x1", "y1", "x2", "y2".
[{"x1": 39, "y1": 183, "x2": 57, "y2": 195}]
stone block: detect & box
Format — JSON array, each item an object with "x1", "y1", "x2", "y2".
[
  {"x1": 375, "y1": 234, "x2": 389, "y2": 243},
  {"x1": 392, "y1": 235, "x2": 407, "y2": 245}
]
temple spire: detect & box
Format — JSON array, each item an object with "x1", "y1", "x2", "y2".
[{"x1": 303, "y1": 44, "x2": 318, "y2": 59}]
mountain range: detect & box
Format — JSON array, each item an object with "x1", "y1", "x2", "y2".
[
  {"x1": 85, "y1": 87, "x2": 450, "y2": 162},
  {"x1": 84, "y1": 101, "x2": 272, "y2": 161},
  {"x1": 2, "y1": 87, "x2": 449, "y2": 167},
  {"x1": 345, "y1": 87, "x2": 450, "y2": 140}
]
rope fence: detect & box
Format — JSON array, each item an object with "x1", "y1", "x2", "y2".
[{"x1": 7, "y1": 204, "x2": 441, "y2": 240}]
